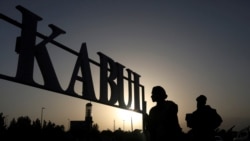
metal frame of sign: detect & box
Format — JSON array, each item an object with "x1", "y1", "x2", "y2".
[{"x1": 0, "y1": 5, "x2": 147, "y2": 132}]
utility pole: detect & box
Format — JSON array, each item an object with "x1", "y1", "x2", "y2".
[
  {"x1": 68, "y1": 118, "x2": 70, "y2": 131},
  {"x1": 131, "y1": 117, "x2": 133, "y2": 131},
  {"x1": 41, "y1": 107, "x2": 45, "y2": 127},
  {"x1": 123, "y1": 120, "x2": 125, "y2": 131},
  {"x1": 113, "y1": 120, "x2": 116, "y2": 131}
]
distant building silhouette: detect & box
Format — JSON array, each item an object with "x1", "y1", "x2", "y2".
[{"x1": 70, "y1": 102, "x2": 93, "y2": 133}]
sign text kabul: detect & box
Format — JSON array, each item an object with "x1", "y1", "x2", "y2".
[{"x1": 0, "y1": 5, "x2": 146, "y2": 113}]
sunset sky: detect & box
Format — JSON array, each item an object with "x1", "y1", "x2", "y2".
[{"x1": 1, "y1": 0, "x2": 250, "y2": 132}]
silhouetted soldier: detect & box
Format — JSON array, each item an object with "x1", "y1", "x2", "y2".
[
  {"x1": 186, "y1": 95, "x2": 223, "y2": 141},
  {"x1": 146, "y1": 86, "x2": 182, "y2": 141}
]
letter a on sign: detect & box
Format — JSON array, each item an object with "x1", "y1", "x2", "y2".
[{"x1": 66, "y1": 43, "x2": 97, "y2": 101}]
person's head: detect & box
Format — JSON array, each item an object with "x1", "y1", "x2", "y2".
[
  {"x1": 151, "y1": 86, "x2": 168, "y2": 102},
  {"x1": 196, "y1": 95, "x2": 207, "y2": 108}
]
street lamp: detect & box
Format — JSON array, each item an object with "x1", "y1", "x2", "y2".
[
  {"x1": 68, "y1": 118, "x2": 70, "y2": 131},
  {"x1": 41, "y1": 107, "x2": 45, "y2": 127},
  {"x1": 123, "y1": 120, "x2": 125, "y2": 131}
]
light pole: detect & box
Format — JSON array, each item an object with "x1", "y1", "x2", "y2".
[
  {"x1": 114, "y1": 120, "x2": 116, "y2": 131},
  {"x1": 123, "y1": 120, "x2": 125, "y2": 131},
  {"x1": 68, "y1": 118, "x2": 70, "y2": 131},
  {"x1": 131, "y1": 116, "x2": 133, "y2": 131},
  {"x1": 41, "y1": 107, "x2": 45, "y2": 127}
]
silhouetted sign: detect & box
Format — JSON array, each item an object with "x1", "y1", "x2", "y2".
[{"x1": 0, "y1": 5, "x2": 146, "y2": 114}]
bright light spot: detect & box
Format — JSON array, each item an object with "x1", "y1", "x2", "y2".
[{"x1": 115, "y1": 108, "x2": 142, "y2": 131}]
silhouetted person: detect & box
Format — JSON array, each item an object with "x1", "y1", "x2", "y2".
[
  {"x1": 146, "y1": 86, "x2": 182, "y2": 141},
  {"x1": 186, "y1": 95, "x2": 223, "y2": 141}
]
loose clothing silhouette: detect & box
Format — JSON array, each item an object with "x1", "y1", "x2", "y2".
[
  {"x1": 186, "y1": 95, "x2": 223, "y2": 141},
  {"x1": 147, "y1": 86, "x2": 182, "y2": 141}
]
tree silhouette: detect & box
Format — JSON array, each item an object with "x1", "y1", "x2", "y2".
[
  {"x1": 0, "y1": 112, "x2": 242, "y2": 141},
  {"x1": 0, "y1": 113, "x2": 7, "y2": 139}
]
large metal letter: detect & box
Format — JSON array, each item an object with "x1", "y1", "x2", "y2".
[
  {"x1": 127, "y1": 69, "x2": 141, "y2": 111},
  {"x1": 15, "y1": 6, "x2": 64, "y2": 92},
  {"x1": 133, "y1": 71, "x2": 141, "y2": 111},
  {"x1": 66, "y1": 43, "x2": 97, "y2": 101},
  {"x1": 98, "y1": 53, "x2": 119, "y2": 105},
  {"x1": 34, "y1": 24, "x2": 65, "y2": 91},
  {"x1": 15, "y1": 6, "x2": 42, "y2": 84},
  {"x1": 117, "y1": 67, "x2": 133, "y2": 108}
]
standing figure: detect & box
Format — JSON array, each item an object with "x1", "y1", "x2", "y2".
[
  {"x1": 147, "y1": 86, "x2": 182, "y2": 141},
  {"x1": 186, "y1": 95, "x2": 223, "y2": 141}
]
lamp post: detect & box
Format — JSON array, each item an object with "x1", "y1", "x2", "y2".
[
  {"x1": 68, "y1": 118, "x2": 70, "y2": 131},
  {"x1": 131, "y1": 116, "x2": 133, "y2": 131},
  {"x1": 41, "y1": 107, "x2": 45, "y2": 127},
  {"x1": 123, "y1": 120, "x2": 125, "y2": 131},
  {"x1": 114, "y1": 120, "x2": 116, "y2": 131}
]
